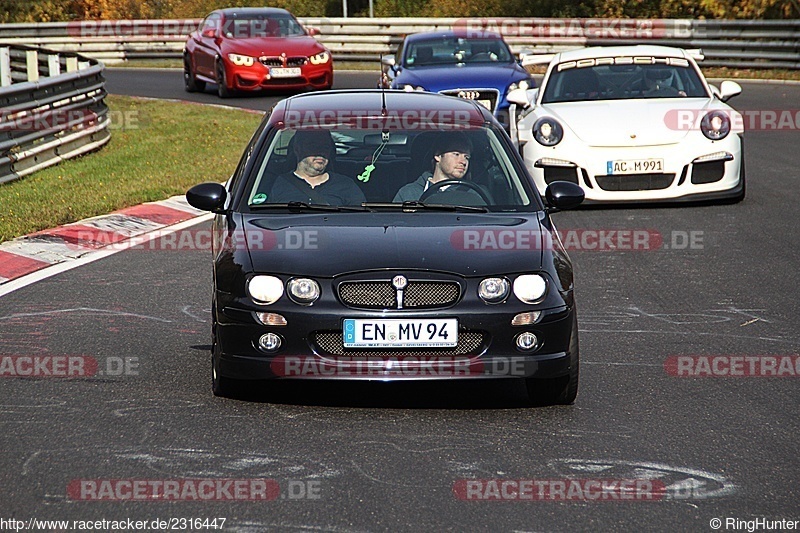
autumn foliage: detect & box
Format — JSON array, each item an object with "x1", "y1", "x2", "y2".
[{"x1": 0, "y1": 0, "x2": 796, "y2": 22}]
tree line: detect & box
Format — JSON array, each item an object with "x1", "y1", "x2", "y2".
[{"x1": 1, "y1": 0, "x2": 797, "y2": 22}]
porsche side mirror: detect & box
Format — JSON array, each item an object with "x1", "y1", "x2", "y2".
[
  {"x1": 306, "y1": 27, "x2": 321, "y2": 36},
  {"x1": 507, "y1": 88, "x2": 529, "y2": 108},
  {"x1": 187, "y1": 182, "x2": 227, "y2": 212},
  {"x1": 545, "y1": 181, "x2": 584, "y2": 211},
  {"x1": 719, "y1": 80, "x2": 742, "y2": 102}
]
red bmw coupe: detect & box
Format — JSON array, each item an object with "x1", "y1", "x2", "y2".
[{"x1": 183, "y1": 7, "x2": 333, "y2": 97}]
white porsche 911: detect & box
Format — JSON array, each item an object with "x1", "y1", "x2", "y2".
[{"x1": 508, "y1": 45, "x2": 745, "y2": 203}]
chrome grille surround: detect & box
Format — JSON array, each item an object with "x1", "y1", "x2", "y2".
[{"x1": 338, "y1": 280, "x2": 460, "y2": 310}]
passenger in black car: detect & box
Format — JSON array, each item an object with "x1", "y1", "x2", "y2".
[{"x1": 268, "y1": 130, "x2": 366, "y2": 205}]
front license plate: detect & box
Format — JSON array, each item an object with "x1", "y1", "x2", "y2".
[
  {"x1": 606, "y1": 158, "x2": 664, "y2": 174},
  {"x1": 270, "y1": 67, "x2": 301, "y2": 78},
  {"x1": 343, "y1": 318, "x2": 458, "y2": 348}
]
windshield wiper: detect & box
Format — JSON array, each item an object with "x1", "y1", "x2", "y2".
[
  {"x1": 250, "y1": 202, "x2": 368, "y2": 212},
  {"x1": 362, "y1": 201, "x2": 488, "y2": 213}
]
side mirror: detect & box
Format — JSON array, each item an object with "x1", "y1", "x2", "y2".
[
  {"x1": 381, "y1": 55, "x2": 396, "y2": 67},
  {"x1": 506, "y1": 87, "x2": 530, "y2": 108},
  {"x1": 187, "y1": 182, "x2": 227, "y2": 212},
  {"x1": 719, "y1": 80, "x2": 742, "y2": 102},
  {"x1": 545, "y1": 181, "x2": 584, "y2": 211},
  {"x1": 306, "y1": 27, "x2": 320, "y2": 36},
  {"x1": 201, "y1": 28, "x2": 216, "y2": 38}
]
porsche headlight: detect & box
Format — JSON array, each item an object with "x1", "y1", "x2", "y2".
[
  {"x1": 513, "y1": 274, "x2": 547, "y2": 304},
  {"x1": 533, "y1": 117, "x2": 563, "y2": 146},
  {"x1": 309, "y1": 51, "x2": 330, "y2": 65},
  {"x1": 701, "y1": 110, "x2": 731, "y2": 140},
  {"x1": 247, "y1": 275, "x2": 284, "y2": 305},
  {"x1": 478, "y1": 277, "x2": 510, "y2": 304},
  {"x1": 287, "y1": 278, "x2": 320, "y2": 305},
  {"x1": 228, "y1": 53, "x2": 255, "y2": 67},
  {"x1": 400, "y1": 84, "x2": 425, "y2": 92}
]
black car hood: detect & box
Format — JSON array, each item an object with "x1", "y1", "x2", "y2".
[{"x1": 245, "y1": 212, "x2": 545, "y2": 278}]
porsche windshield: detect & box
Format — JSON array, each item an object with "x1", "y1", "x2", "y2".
[
  {"x1": 247, "y1": 126, "x2": 536, "y2": 211},
  {"x1": 542, "y1": 58, "x2": 709, "y2": 103}
]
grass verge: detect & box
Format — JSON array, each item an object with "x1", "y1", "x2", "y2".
[{"x1": 0, "y1": 95, "x2": 263, "y2": 243}]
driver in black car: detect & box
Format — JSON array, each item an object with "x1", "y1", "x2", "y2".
[{"x1": 393, "y1": 132, "x2": 484, "y2": 204}]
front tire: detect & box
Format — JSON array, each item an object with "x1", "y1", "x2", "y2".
[
  {"x1": 216, "y1": 59, "x2": 231, "y2": 98},
  {"x1": 730, "y1": 156, "x2": 746, "y2": 204},
  {"x1": 183, "y1": 55, "x2": 205, "y2": 93},
  {"x1": 210, "y1": 306, "x2": 239, "y2": 398},
  {"x1": 525, "y1": 309, "x2": 579, "y2": 405}
]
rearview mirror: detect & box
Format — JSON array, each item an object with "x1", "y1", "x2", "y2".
[{"x1": 201, "y1": 29, "x2": 216, "y2": 38}]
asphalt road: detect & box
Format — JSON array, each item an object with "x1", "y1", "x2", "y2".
[{"x1": 0, "y1": 69, "x2": 798, "y2": 532}]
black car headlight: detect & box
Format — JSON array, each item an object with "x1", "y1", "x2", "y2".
[
  {"x1": 247, "y1": 275, "x2": 284, "y2": 305},
  {"x1": 701, "y1": 111, "x2": 731, "y2": 140},
  {"x1": 287, "y1": 278, "x2": 320, "y2": 305},
  {"x1": 533, "y1": 117, "x2": 563, "y2": 146},
  {"x1": 513, "y1": 274, "x2": 547, "y2": 304},
  {"x1": 478, "y1": 277, "x2": 510, "y2": 304}
]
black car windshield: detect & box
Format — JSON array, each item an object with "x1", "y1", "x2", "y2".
[
  {"x1": 246, "y1": 126, "x2": 536, "y2": 211},
  {"x1": 542, "y1": 57, "x2": 709, "y2": 103},
  {"x1": 223, "y1": 14, "x2": 305, "y2": 38},
  {"x1": 404, "y1": 37, "x2": 514, "y2": 68}
]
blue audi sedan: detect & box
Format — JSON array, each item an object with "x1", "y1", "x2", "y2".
[{"x1": 380, "y1": 31, "x2": 535, "y2": 129}]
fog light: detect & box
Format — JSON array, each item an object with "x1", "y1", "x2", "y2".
[
  {"x1": 255, "y1": 312, "x2": 287, "y2": 326},
  {"x1": 258, "y1": 333, "x2": 282, "y2": 352},
  {"x1": 515, "y1": 332, "x2": 538, "y2": 351},
  {"x1": 511, "y1": 311, "x2": 541, "y2": 326}
]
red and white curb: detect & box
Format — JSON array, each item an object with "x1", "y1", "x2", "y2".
[{"x1": 0, "y1": 194, "x2": 210, "y2": 296}]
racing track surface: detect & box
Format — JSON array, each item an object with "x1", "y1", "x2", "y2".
[{"x1": 0, "y1": 69, "x2": 798, "y2": 531}]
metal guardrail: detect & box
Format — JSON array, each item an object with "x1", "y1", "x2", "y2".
[
  {"x1": 0, "y1": 43, "x2": 110, "y2": 184},
  {"x1": 0, "y1": 18, "x2": 797, "y2": 69}
]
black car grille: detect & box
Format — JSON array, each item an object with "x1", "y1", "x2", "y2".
[
  {"x1": 286, "y1": 56, "x2": 307, "y2": 67},
  {"x1": 312, "y1": 331, "x2": 486, "y2": 357},
  {"x1": 259, "y1": 56, "x2": 282, "y2": 67},
  {"x1": 595, "y1": 173, "x2": 675, "y2": 191},
  {"x1": 440, "y1": 89, "x2": 499, "y2": 112},
  {"x1": 339, "y1": 280, "x2": 460, "y2": 310}
]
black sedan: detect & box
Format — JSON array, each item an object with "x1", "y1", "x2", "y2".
[{"x1": 186, "y1": 89, "x2": 584, "y2": 405}]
